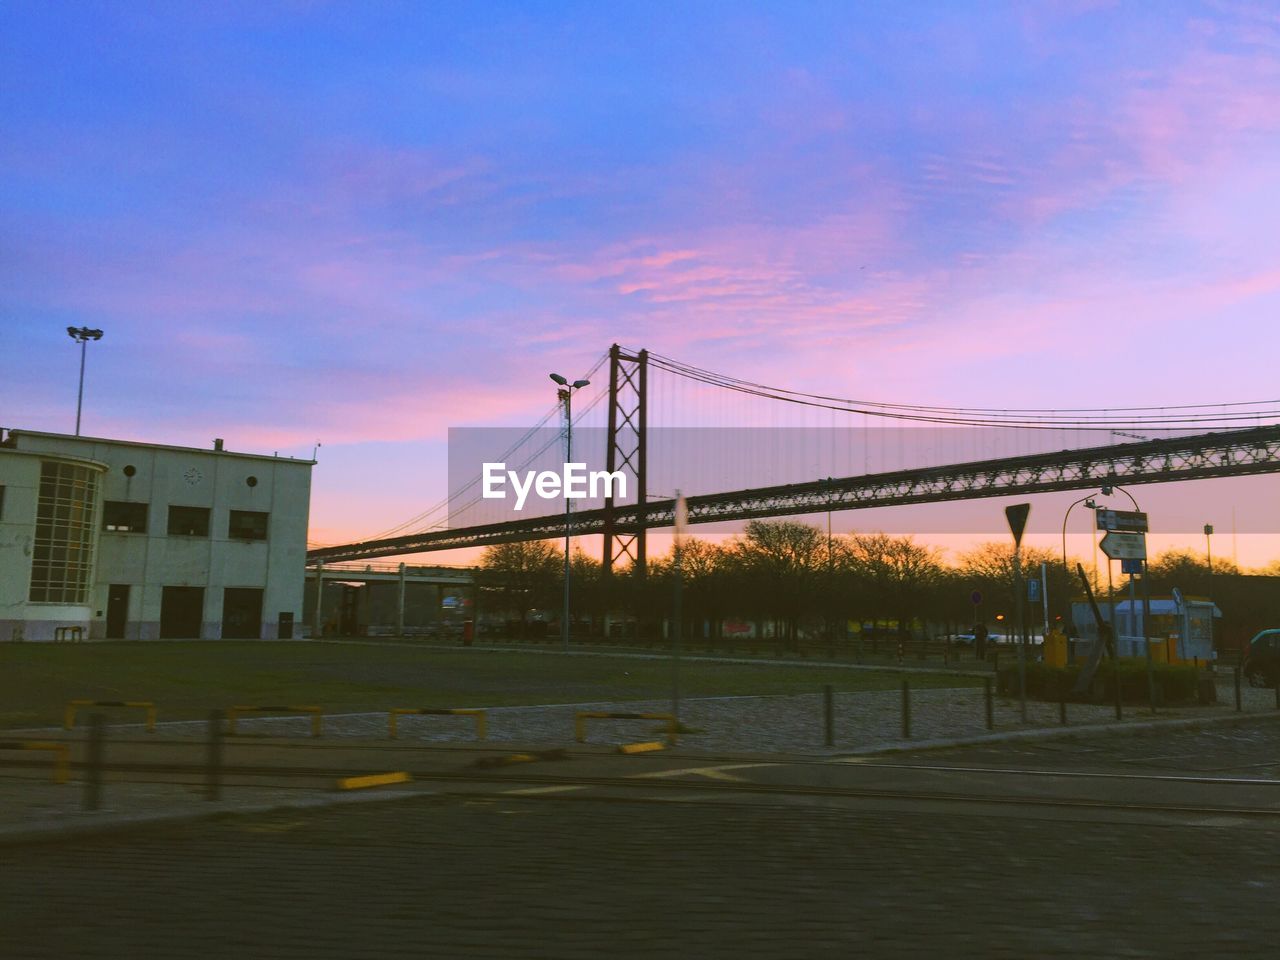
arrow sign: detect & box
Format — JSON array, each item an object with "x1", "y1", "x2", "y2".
[
  {"x1": 1005, "y1": 503, "x2": 1031, "y2": 548},
  {"x1": 1099, "y1": 531, "x2": 1147, "y2": 560}
]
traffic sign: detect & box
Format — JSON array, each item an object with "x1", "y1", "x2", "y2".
[
  {"x1": 970, "y1": 590, "x2": 982, "y2": 606},
  {"x1": 1099, "y1": 531, "x2": 1147, "y2": 560},
  {"x1": 1027, "y1": 579, "x2": 1041, "y2": 602},
  {"x1": 1005, "y1": 503, "x2": 1031, "y2": 547},
  {"x1": 1096, "y1": 509, "x2": 1148, "y2": 533},
  {"x1": 1121, "y1": 558, "x2": 1143, "y2": 575},
  {"x1": 1172, "y1": 586, "x2": 1184, "y2": 611}
]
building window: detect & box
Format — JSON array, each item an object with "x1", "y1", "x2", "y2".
[
  {"x1": 228, "y1": 510, "x2": 268, "y2": 541},
  {"x1": 168, "y1": 505, "x2": 211, "y2": 537},
  {"x1": 29, "y1": 461, "x2": 98, "y2": 603},
  {"x1": 103, "y1": 500, "x2": 148, "y2": 533}
]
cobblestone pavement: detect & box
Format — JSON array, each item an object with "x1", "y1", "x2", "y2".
[
  {"x1": 2, "y1": 793, "x2": 1277, "y2": 959},
  {"x1": 27, "y1": 675, "x2": 1272, "y2": 755}
]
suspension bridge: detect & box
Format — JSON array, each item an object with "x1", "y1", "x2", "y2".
[{"x1": 307, "y1": 345, "x2": 1280, "y2": 568}]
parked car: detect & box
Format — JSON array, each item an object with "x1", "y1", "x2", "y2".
[{"x1": 1243, "y1": 629, "x2": 1280, "y2": 687}]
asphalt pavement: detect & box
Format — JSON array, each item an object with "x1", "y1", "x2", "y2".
[{"x1": 5, "y1": 719, "x2": 1280, "y2": 957}]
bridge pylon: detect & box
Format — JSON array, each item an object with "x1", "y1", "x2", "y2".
[{"x1": 602, "y1": 344, "x2": 648, "y2": 582}]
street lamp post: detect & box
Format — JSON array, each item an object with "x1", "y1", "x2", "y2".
[
  {"x1": 550, "y1": 373, "x2": 590, "y2": 650},
  {"x1": 66, "y1": 326, "x2": 104, "y2": 436},
  {"x1": 1103, "y1": 484, "x2": 1156, "y2": 711},
  {"x1": 1204, "y1": 523, "x2": 1214, "y2": 574},
  {"x1": 1061, "y1": 495, "x2": 1097, "y2": 652}
]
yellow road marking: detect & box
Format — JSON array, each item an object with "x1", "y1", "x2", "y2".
[
  {"x1": 336, "y1": 771, "x2": 411, "y2": 790},
  {"x1": 618, "y1": 741, "x2": 666, "y2": 754}
]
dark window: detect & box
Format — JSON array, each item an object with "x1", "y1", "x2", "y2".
[
  {"x1": 228, "y1": 510, "x2": 269, "y2": 541},
  {"x1": 168, "y1": 505, "x2": 210, "y2": 537},
  {"x1": 103, "y1": 500, "x2": 148, "y2": 533}
]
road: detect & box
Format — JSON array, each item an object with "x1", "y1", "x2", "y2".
[{"x1": 4, "y1": 724, "x2": 1280, "y2": 958}]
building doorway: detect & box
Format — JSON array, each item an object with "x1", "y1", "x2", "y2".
[
  {"x1": 106, "y1": 584, "x2": 130, "y2": 639},
  {"x1": 160, "y1": 586, "x2": 204, "y2": 639},
  {"x1": 339, "y1": 584, "x2": 363, "y2": 636},
  {"x1": 222, "y1": 588, "x2": 263, "y2": 640}
]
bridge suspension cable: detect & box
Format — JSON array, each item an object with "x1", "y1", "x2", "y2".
[
  {"x1": 642, "y1": 350, "x2": 1280, "y2": 430},
  {"x1": 359, "y1": 351, "x2": 610, "y2": 542}
]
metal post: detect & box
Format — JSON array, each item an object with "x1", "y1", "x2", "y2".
[
  {"x1": 84, "y1": 713, "x2": 105, "y2": 811},
  {"x1": 1106, "y1": 557, "x2": 1117, "y2": 662},
  {"x1": 1040, "y1": 560, "x2": 1050, "y2": 641},
  {"x1": 206, "y1": 710, "x2": 223, "y2": 801},
  {"x1": 602, "y1": 344, "x2": 620, "y2": 635},
  {"x1": 396, "y1": 562, "x2": 406, "y2": 638},
  {"x1": 671, "y1": 527, "x2": 682, "y2": 724},
  {"x1": 823, "y1": 684, "x2": 834, "y2": 747},
  {"x1": 75, "y1": 336, "x2": 87, "y2": 436},
  {"x1": 562, "y1": 387, "x2": 572, "y2": 651},
  {"x1": 1142, "y1": 560, "x2": 1155, "y2": 713},
  {"x1": 1234, "y1": 665, "x2": 1242, "y2": 711},
  {"x1": 1059, "y1": 698, "x2": 1067, "y2": 726},
  {"x1": 1014, "y1": 545, "x2": 1027, "y2": 722},
  {"x1": 826, "y1": 499, "x2": 834, "y2": 660},
  {"x1": 313, "y1": 561, "x2": 324, "y2": 638},
  {"x1": 983, "y1": 677, "x2": 994, "y2": 730},
  {"x1": 1113, "y1": 665, "x2": 1123, "y2": 721},
  {"x1": 901, "y1": 680, "x2": 911, "y2": 739},
  {"x1": 636, "y1": 349, "x2": 648, "y2": 578}
]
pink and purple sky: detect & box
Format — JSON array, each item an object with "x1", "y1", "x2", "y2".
[{"x1": 3, "y1": 2, "x2": 1280, "y2": 566}]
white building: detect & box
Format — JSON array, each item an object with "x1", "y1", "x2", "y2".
[{"x1": 0, "y1": 429, "x2": 313, "y2": 641}]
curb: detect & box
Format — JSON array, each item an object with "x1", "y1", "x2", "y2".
[
  {"x1": 835, "y1": 707, "x2": 1280, "y2": 757},
  {"x1": 5, "y1": 710, "x2": 1277, "y2": 845},
  {"x1": 0, "y1": 783, "x2": 434, "y2": 848},
  {"x1": 316, "y1": 639, "x2": 993, "y2": 678}
]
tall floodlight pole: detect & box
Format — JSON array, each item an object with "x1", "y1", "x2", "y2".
[
  {"x1": 1204, "y1": 523, "x2": 1214, "y2": 574},
  {"x1": 66, "y1": 326, "x2": 104, "y2": 436},
  {"x1": 551, "y1": 373, "x2": 590, "y2": 650}
]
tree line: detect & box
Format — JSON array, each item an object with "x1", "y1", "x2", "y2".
[{"x1": 477, "y1": 519, "x2": 1280, "y2": 645}]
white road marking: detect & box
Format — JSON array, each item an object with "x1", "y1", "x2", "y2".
[
  {"x1": 625, "y1": 763, "x2": 776, "y2": 783},
  {"x1": 503, "y1": 785, "x2": 587, "y2": 796}
]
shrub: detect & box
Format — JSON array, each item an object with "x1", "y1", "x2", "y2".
[{"x1": 996, "y1": 660, "x2": 1203, "y2": 705}]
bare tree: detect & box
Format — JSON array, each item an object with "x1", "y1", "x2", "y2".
[
  {"x1": 476, "y1": 540, "x2": 562, "y2": 639},
  {"x1": 845, "y1": 533, "x2": 945, "y2": 640},
  {"x1": 729, "y1": 520, "x2": 828, "y2": 648}
]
